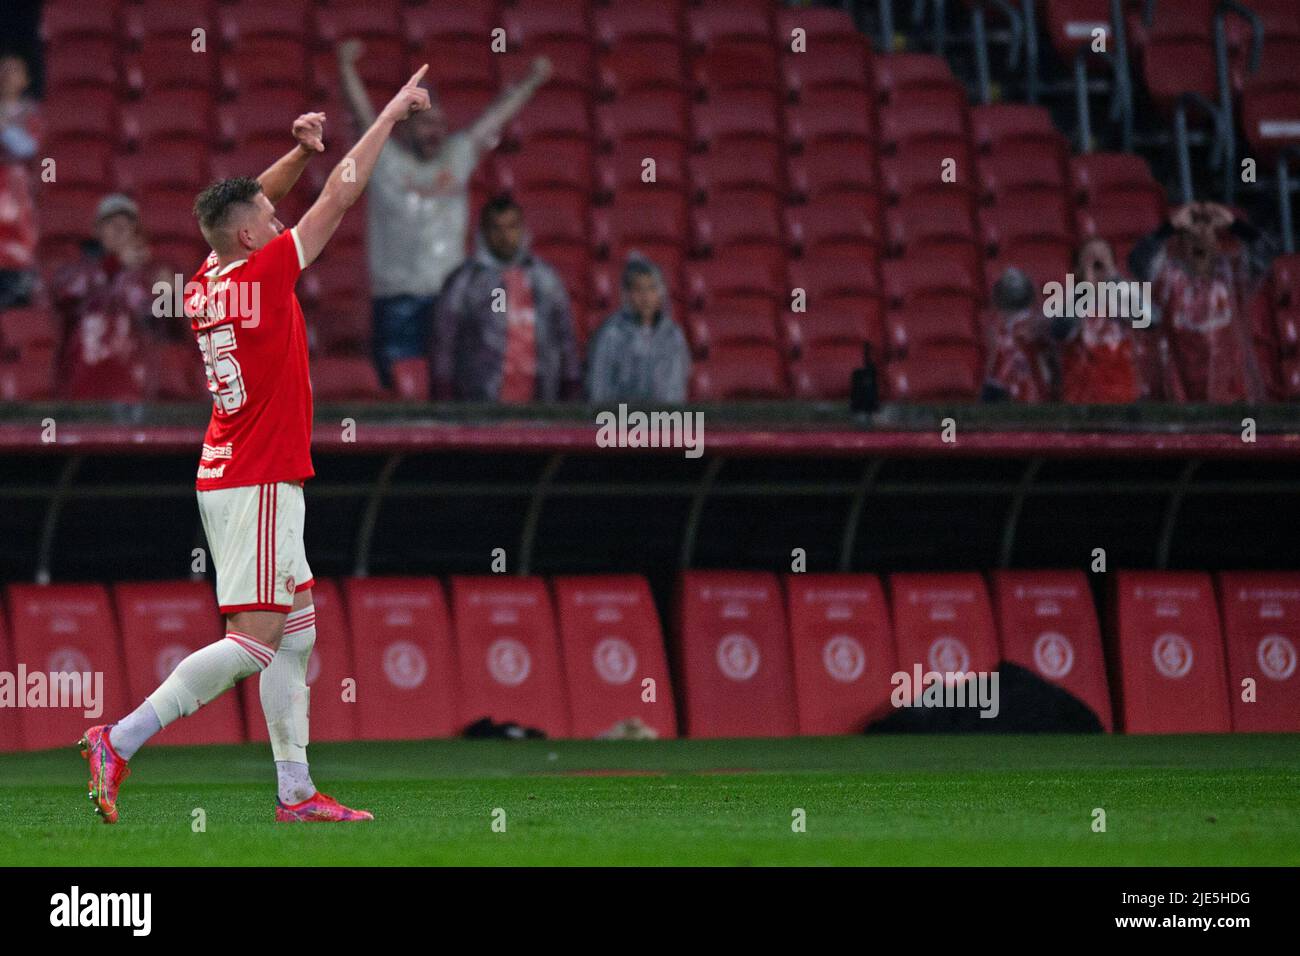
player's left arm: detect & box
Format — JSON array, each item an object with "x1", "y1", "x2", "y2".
[
  {"x1": 465, "y1": 57, "x2": 552, "y2": 154},
  {"x1": 257, "y1": 113, "x2": 327, "y2": 204}
]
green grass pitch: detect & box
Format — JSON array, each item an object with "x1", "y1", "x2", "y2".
[{"x1": 1, "y1": 735, "x2": 1297, "y2": 866}]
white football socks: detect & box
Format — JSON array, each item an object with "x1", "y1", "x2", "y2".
[
  {"x1": 263, "y1": 606, "x2": 318, "y2": 803},
  {"x1": 112, "y1": 631, "x2": 276, "y2": 760}
]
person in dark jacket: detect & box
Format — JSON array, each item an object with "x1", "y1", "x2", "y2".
[
  {"x1": 431, "y1": 193, "x2": 579, "y2": 401},
  {"x1": 585, "y1": 253, "x2": 690, "y2": 403}
]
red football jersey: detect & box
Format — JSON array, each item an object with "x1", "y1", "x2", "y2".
[{"x1": 185, "y1": 228, "x2": 315, "y2": 490}]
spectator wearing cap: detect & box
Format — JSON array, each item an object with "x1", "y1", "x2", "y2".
[
  {"x1": 586, "y1": 253, "x2": 690, "y2": 403},
  {"x1": 49, "y1": 194, "x2": 180, "y2": 400},
  {"x1": 982, "y1": 267, "x2": 1055, "y2": 403},
  {"x1": 0, "y1": 53, "x2": 41, "y2": 308},
  {"x1": 431, "y1": 193, "x2": 579, "y2": 402}
]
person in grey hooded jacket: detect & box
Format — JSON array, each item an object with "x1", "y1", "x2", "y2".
[
  {"x1": 431, "y1": 193, "x2": 579, "y2": 401},
  {"x1": 585, "y1": 254, "x2": 690, "y2": 403}
]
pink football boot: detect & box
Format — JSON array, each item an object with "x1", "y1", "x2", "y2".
[
  {"x1": 275, "y1": 792, "x2": 374, "y2": 823},
  {"x1": 78, "y1": 725, "x2": 131, "y2": 824}
]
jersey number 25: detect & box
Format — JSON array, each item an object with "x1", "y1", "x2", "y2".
[{"x1": 198, "y1": 325, "x2": 247, "y2": 413}]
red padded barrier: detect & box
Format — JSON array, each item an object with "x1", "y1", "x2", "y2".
[
  {"x1": 888, "y1": 572, "x2": 1000, "y2": 705},
  {"x1": 1216, "y1": 572, "x2": 1300, "y2": 732},
  {"x1": 4, "y1": 584, "x2": 129, "y2": 751},
  {"x1": 784, "y1": 574, "x2": 897, "y2": 734},
  {"x1": 1109, "y1": 572, "x2": 1231, "y2": 734},
  {"x1": 344, "y1": 577, "x2": 458, "y2": 740},
  {"x1": 673, "y1": 571, "x2": 798, "y2": 737},
  {"x1": 552, "y1": 575, "x2": 677, "y2": 738},
  {"x1": 991, "y1": 570, "x2": 1113, "y2": 731},
  {"x1": 115, "y1": 581, "x2": 244, "y2": 745},
  {"x1": 450, "y1": 576, "x2": 571, "y2": 737}
]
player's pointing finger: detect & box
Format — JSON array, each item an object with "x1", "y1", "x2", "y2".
[{"x1": 406, "y1": 63, "x2": 429, "y2": 87}]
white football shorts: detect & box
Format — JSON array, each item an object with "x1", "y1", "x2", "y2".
[{"x1": 197, "y1": 481, "x2": 314, "y2": 614}]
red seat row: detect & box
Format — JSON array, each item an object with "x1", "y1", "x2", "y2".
[{"x1": 2, "y1": 569, "x2": 1296, "y2": 752}]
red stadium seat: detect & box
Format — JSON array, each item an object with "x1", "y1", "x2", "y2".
[
  {"x1": 693, "y1": 90, "x2": 783, "y2": 148},
  {"x1": 882, "y1": 256, "x2": 981, "y2": 308},
  {"x1": 672, "y1": 572, "x2": 798, "y2": 737},
  {"x1": 887, "y1": 191, "x2": 979, "y2": 253},
  {"x1": 598, "y1": 44, "x2": 687, "y2": 96},
  {"x1": 988, "y1": 240, "x2": 1074, "y2": 293},
  {"x1": 45, "y1": 37, "x2": 119, "y2": 90},
  {"x1": 517, "y1": 189, "x2": 589, "y2": 246},
  {"x1": 689, "y1": 143, "x2": 785, "y2": 199},
  {"x1": 781, "y1": 41, "x2": 872, "y2": 99},
  {"x1": 1044, "y1": 0, "x2": 1114, "y2": 62},
  {"x1": 879, "y1": 99, "x2": 967, "y2": 149},
  {"x1": 1215, "y1": 572, "x2": 1300, "y2": 732},
  {"x1": 343, "y1": 577, "x2": 458, "y2": 740},
  {"x1": 41, "y1": 0, "x2": 119, "y2": 43},
  {"x1": 784, "y1": 574, "x2": 897, "y2": 734},
  {"x1": 980, "y1": 191, "x2": 1077, "y2": 254},
  {"x1": 786, "y1": 140, "x2": 879, "y2": 200},
  {"x1": 125, "y1": 37, "x2": 218, "y2": 94},
  {"x1": 114, "y1": 143, "x2": 211, "y2": 192},
  {"x1": 44, "y1": 90, "x2": 120, "y2": 144},
  {"x1": 240, "y1": 579, "x2": 359, "y2": 744},
  {"x1": 888, "y1": 573, "x2": 1000, "y2": 702},
  {"x1": 5, "y1": 584, "x2": 130, "y2": 751},
  {"x1": 970, "y1": 104, "x2": 1062, "y2": 152},
  {"x1": 401, "y1": 1, "x2": 498, "y2": 44},
  {"x1": 502, "y1": 0, "x2": 591, "y2": 43},
  {"x1": 692, "y1": 41, "x2": 780, "y2": 94},
  {"x1": 886, "y1": 302, "x2": 980, "y2": 356},
  {"x1": 777, "y1": 5, "x2": 862, "y2": 45},
  {"x1": 689, "y1": 345, "x2": 790, "y2": 399},
  {"x1": 44, "y1": 137, "x2": 112, "y2": 189},
  {"x1": 310, "y1": 357, "x2": 386, "y2": 400},
  {"x1": 113, "y1": 581, "x2": 244, "y2": 745},
  {"x1": 784, "y1": 87, "x2": 875, "y2": 146},
  {"x1": 597, "y1": 138, "x2": 688, "y2": 194},
  {"x1": 449, "y1": 576, "x2": 571, "y2": 737},
  {"x1": 220, "y1": 37, "x2": 309, "y2": 95},
  {"x1": 509, "y1": 89, "x2": 591, "y2": 143},
  {"x1": 1240, "y1": 72, "x2": 1300, "y2": 157},
  {"x1": 0, "y1": 601, "x2": 18, "y2": 751},
  {"x1": 154, "y1": 342, "x2": 208, "y2": 400},
  {"x1": 685, "y1": 305, "x2": 779, "y2": 356},
  {"x1": 879, "y1": 140, "x2": 976, "y2": 201},
  {"x1": 991, "y1": 570, "x2": 1114, "y2": 731},
  {"x1": 597, "y1": 90, "x2": 690, "y2": 144},
  {"x1": 885, "y1": 347, "x2": 981, "y2": 400},
  {"x1": 595, "y1": 0, "x2": 684, "y2": 44},
  {"x1": 389, "y1": 358, "x2": 430, "y2": 400},
  {"x1": 692, "y1": 194, "x2": 784, "y2": 254},
  {"x1": 123, "y1": 0, "x2": 215, "y2": 43},
  {"x1": 314, "y1": 1, "x2": 402, "y2": 44},
  {"x1": 789, "y1": 257, "x2": 881, "y2": 302},
  {"x1": 1108, "y1": 571, "x2": 1232, "y2": 734},
  {"x1": 787, "y1": 344, "x2": 863, "y2": 398},
  {"x1": 496, "y1": 141, "x2": 594, "y2": 196},
  {"x1": 1069, "y1": 153, "x2": 1163, "y2": 205},
  {"x1": 781, "y1": 308, "x2": 883, "y2": 357},
  {"x1": 500, "y1": 40, "x2": 597, "y2": 94},
  {"x1": 1076, "y1": 202, "x2": 1166, "y2": 265},
  {"x1": 785, "y1": 199, "x2": 881, "y2": 259},
  {"x1": 594, "y1": 191, "x2": 687, "y2": 254},
  {"x1": 217, "y1": 0, "x2": 308, "y2": 42},
  {"x1": 219, "y1": 90, "x2": 309, "y2": 146},
  {"x1": 686, "y1": 0, "x2": 773, "y2": 46},
  {"x1": 872, "y1": 53, "x2": 956, "y2": 101},
  {"x1": 0, "y1": 306, "x2": 58, "y2": 358},
  {"x1": 39, "y1": 186, "x2": 101, "y2": 246},
  {"x1": 0, "y1": 361, "x2": 55, "y2": 401},
  {"x1": 978, "y1": 145, "x2": 1069, "y2": 200},
  {"x1": 552, "y1": 575, "x2": 678, "y2": 739},
  {"x1": 123, "y1": 90, "x2": 215, "y2": 147}
]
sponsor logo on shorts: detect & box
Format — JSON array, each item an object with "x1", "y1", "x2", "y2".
[
  {"x1": 1033, "y1": 631, "x2": 1075, "y2": 679},
  {"x1": 592, "y1": 637, "x2": 637, "y2": 685},
  {"x1": 716, "y1": 633, "x2": 761, "y2": 681},
  {"x1": 1152, "y1": 633, "x2": 1194, "y2": 679},
  {"x1": 487, "y1": 638, "x2": 532, "y2": 686},
  {"x1": 822, "y1": 635, "x2": 866, "y2": 683}
]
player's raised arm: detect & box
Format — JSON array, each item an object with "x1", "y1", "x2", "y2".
[
  {"x1": 295, "y1": 66, "x2": 430, "y2": 269},
  {"x1": 257, "y1": 113, "x2": 326, "y2": 204}
]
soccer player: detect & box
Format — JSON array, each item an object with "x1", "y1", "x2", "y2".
[{"x1": 78, "y1": 67, "x2": 434, "y2": 824}]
